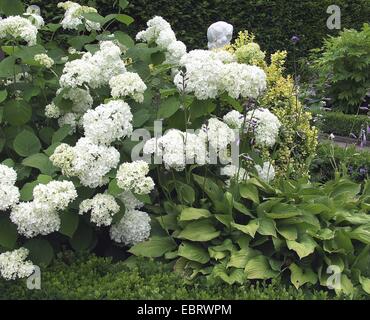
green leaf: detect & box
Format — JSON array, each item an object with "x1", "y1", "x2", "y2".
[
  {"x1": 114, "y1": 31, "x2": 134, "y2": 48},
  {"x1": 266, "y1": 203, "x2": 301, "y2": 219},
  {"x1": 287, "y1": 235, "x2": 317, "y2": 259},
  {"x1": 239, "y1": 182, "x2": 259, "y2": 204},
  {"x1": 52, "y1": 125, "x2": 71, "y2": 144},
  {"x1": 0, "y1": 215, "x2": 18, "y2": 249},
  {"x1": 108, "y1": 178, "x2": 124, "y2": 197},
  {"x1": 119, "y1": 0, "x2": 129, "y2": 9},
  {"x1": 22, "y1": 153, "x2": 56, "y2": 175},
  {"x1": 81, "y1": 12, "x2": 106, "y2": 24},
  {"x1": 177, "y1": 182, "x2": 195, "y2": 205},
  {"x1": 115, "y1": 14, "x2": 134, "y2": 25},
  {"x1": 277, "y1": 225, "x2": 298, "y2": 240},
  {"x1": 289, "y1": 263, "x2": 318, "y2": 289},
  {"x1": 13, "y1": 130, "x2": 41, "y2": 157},
  {"x1": 178, "y1": 242, "x2": 210, "y2": 264},
  {"x1": 257, "y1": 218, "x2": 277, "y2": 237},
  {"x1": 244, "y1": 255, "x2": 279, "y2": 279},
  {"x1": 359, "y1": 275, "x2": 370, "y2": 294},
  {"x1": 157, "y1": 96, "x2": 181, "y2": 119},
  {"x1": 231, "y1": 220, "x2": 259, "y2": 238},
  {"x1": 0, "y1": 0, "x2": 24, "y2": 15},
  {"x1": 3, "y1": 100, "x2": 31, "y2": 126},
  {"x1": 178, "y1": 219, "x2": 220, "y2": 242},
  {"x1": 227, "y1": 248, "x2": 258, "y2": 269},
  {"x1": 179, "y1": 207, "x2": 211, "y2": 221},
  {"x1": 213, "y1": 263, "x2": 245, "y2": 285},
  {"x1": 233, "y1": 201, "x2": 255, "y2": 217},
  {"x1": 129, "y1": 236, "x2": 177, "y2": 258},
  {"x1": 20, "y1": 181, "x2": 37, "y2": 201},
  {"x1": 24, "y1": 239, "x2": 54, "y2": 266},
  {"x1": 189, "y1": 99, "x2": 216, "y2": 119},
  {"x1": 59, "y1": 211, "x2": 79, "y2": 238},
  {"x1": 69, "y1": 219, "x2": 94, "y2": 251},
  {"x1": 349, "y1": 225, "x2": 370, "y2": 244},
  {"x1": 0, "y1": 89, "x2": 7, "y2": 103}
]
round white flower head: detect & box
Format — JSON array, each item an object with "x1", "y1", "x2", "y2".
[
  {"x1": 34, "y1": 53, "x2": 54, "y2": 68},
  {"x1": 156, "y1": 28, "x2": 176, "y2": 49},
  {"x1": 82, "y1": 100, "x2": 133, "y2": 145},
  {"x1": 110, "y1": 209, "x2": 151, "y2": 245},
  {"x1": 136, "y1": 16, "x2": 172, "y2": 44},
  {"x1": 109, "y1": 72, "x2": 147, "y2": 103},
  {"x1": 45, "y1": 102, "x2": 61, "y2": 119},
  {"x1": 165, "y1": 40, "x2": 187, "y2": 65},
  {"x1": 58, "y1": 112, "x2": 79, "y2": 133},
  {"x1": 0, "y1": 248, "x2": 35, "y2": 280},
  {"x1": 60, "y1": 41, "x2": 125, "y2": 89},
  {"x1": 246, "y1": 108, "x2": 281, "y2": 148},
  {"x1": 221, "y1": 164, "x2": 248, "y2": 183},
  {"x1": 33, "y1": 180, "x2": 77, "y2": 211},
  {"x1": 0, "y1": 164, "x2": 17, "y2": 186},
  {"x1": 0, "y1": 185, "x2": 20, "y2": 211},
  {"x1": 0, "y1": 16, "x2": 38, "y2": 46},
  {"x1": 58, "y1": 87, "x2": 93, "y2": 114},
  {"x1": 10, "y1": 201, "x2": 61, "y2": 238},
  {"x1": 255, "y1": 162, "x2": 275, "y2": 183},
  {"x1": 24, "y1": 5, "x2": 45, "y2": 29},
  {"x1": 203, "y1": 118, "x2": 236, "y2": 151},
  {"x1": 219, "y1": 63, "x2": 267, "y2": 99},
  {"x1": 116, "y1": 160, "x2": 154, "y2": 195},
  {"x1": 118, "y1": 191, "x2": 144, "y2": 212},
  {"x1": 58, "y1": 1, "x2": 101, "y2": 31},
  {"x1": 223, "y1": 110, "x2": 244, "y2": 129},
  {"x1": 79, "y1": 193, "x2": 120, "y2": 227},
  {"x1": 51, "y1": 138, "x2": 120, "y2": 188}
]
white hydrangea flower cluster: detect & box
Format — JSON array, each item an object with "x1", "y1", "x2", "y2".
[
  {"x1": 109, "y1": 72, "x2": 147, "y2": 103},
  {"x1": 58, "y1": 1, "x2": 101, "y2": 31},
  {"x1": 59, "y1": 41, "x2": 126, "y2": 89},
  {"x1": 246, "y1": 108, "x2": 281, "y2": 147},
  {"x1": 201, "y1": 118, "x2": 236, "y2": 152},
  {"x1": 45, "y1": 102, "x2": 61, "y2": 119},
  {"x1": 34, "y1": 53, "x2": 54, "y2": 68},
  {"x1": 24, "y1": 5, "x2": 45, "y2": 29},
  {"x1": 10, "y1": 180, "x2": 77, "y2": 238},
  {"x1": 116, "y1": 161, "x2": 155, "y2": 195},
  {"x1": 223, "y1": 110, "x2": 244, "y2": 129},
  {"x1": 221, "y1": 164, "x2": 248, "y2": 185},
  {"x1": 118, "y1": 191, "x2": 144, "y2": 211},
  {"x1": 58, "y1": 112, "x2": 79, "y2": 133},
  {"x1": 136, "y1": 16, "x2": 187, "y2": 65},
  {"x1": 110, "y1": 209, "x2": 151, "y2": 246},
  {"x1": 32, "y1": 180, "x2": 77, "y2": 211},
  {"x1": 0, "y1": 248, "x2": 35, "y2": 280},
  {"x1": 50, "y1": 138, "x2": 120, "y2": 188},
  {"x1": 82, "y1": 100, "x2": 133, "y2": 145},
  {"x1": 0, "y1": 16, "x2": 38, "y2": 46},
  {"x1": 255, "y1": 162, "x2": 275, "y2": 182},
  {"x1": 0, "y1": 164, "x2": 20, "y2": 211},
  {"x1": 143, "y1": 129, "x2": 207, "y2": 171},
  {"x1": 79, "y1": 193, "x2": 120, "y2": 227},
  {"x1": 61, "y1": 87, "x2": 94, "y2": 114},
  {"x1": 174, "y1": 49, "x2": 266, "y2": 100}
]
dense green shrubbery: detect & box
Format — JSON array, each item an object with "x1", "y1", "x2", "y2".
[
  {"x1": 312, "y1": 111, "x2": 369, "y2": 137},
  {"x1": 0, "y1": 252, "x2": 354, "y2": 300},
  {"x1": 24, "y1": 0, "x2": 370, "y2": 68},
  {"x1": 310, "y1": 142, "x2": 370, "y2": 182},
  {"x1": 312, "y1": 24, "x2": 370, "y2": 114}
]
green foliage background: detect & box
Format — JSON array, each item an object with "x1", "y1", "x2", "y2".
[{"x1": 27, "y1": 0, "x2": 370, "y2": 69}]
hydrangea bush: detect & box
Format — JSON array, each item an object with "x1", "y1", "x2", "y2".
[{"x1": 0, "y1": 1, "x2": 369, "y2": 297}]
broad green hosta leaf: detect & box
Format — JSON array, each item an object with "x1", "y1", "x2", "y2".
[
  {"x1": 231, "y1": 220, "x2": 259, "y2": 238},
  {"x1": 213, "y1": 263, "x2": 245, "y2": 285},
  {"x1": 0, "y1": 215, "x2": 18, "y2": 249},
  {"x1": 359, "y1": 275, "x2": 370, "y2": 294},
  {"x1": 266, "y1": 203, "x2": 301, "y2": 219},
  {"x1": 329, "y1": 180, "x2": 361, "y2": 199},
  {"x1": 244, "y1": 255, "x2": 279, "y2": 280},
  {"x1": 178, "y1": 219, "x2": 220, "y2": 242},
  {"x1": 208, "y1": 239, "x2": 235, "y2": 260},
  {"x1": 307, "y1": 228, "x2": 335, "y2": 240},
  {"x1": 239, "y1": 182, "x2": 259, "y2": 204},
  {"x1": 13, "y1": 130, "x2": 41, "y2": 157},
  {"x1": 24, "y1": 239, "x2": 54, "y2": 266},
  {"x1": 0, "y1": 89, "x2": 7, "y2": 103},
  {"x1": 227, "y1": 248, "x2": 259, "y2": 269},
  {"x1": 178, "y1": 242, "x2": 210, "y2": 264},
  {"x1": 257, "y1": 218, "x2": 277, "y2": 237},
  {"x1": 215, "y1": 214, "x2": 233, "y2": 227},
  {"x1": 335, "y1": 274, "x2": 355, "y2": 297},
  {"x1": 287, "y1": 235, "x2": 317, "y2": 259},
  {"x1": 180, "y1": 208, "x2": 211, "y2": 221},
  {"x1": 233, "y1": 200, "x2": 255, "y2": 218},
  {"x1": 289, "y1": 263, "x2": 318, "y2": 289},
  {"x1": 177, "y1": 183, "x2": 195, "y2": 205},
  {"x1": 129, "y1": 236, "x2": 177, "y2": 258},
  {"x1": 324, "y1": 230, "x2": 354, "y2": 254},
  {"x1": 277, "y1": 225, "x2": 297, "y2": 240},
  {"x1": 349, "y1": 225, "x2": 370, "y2": 244}
]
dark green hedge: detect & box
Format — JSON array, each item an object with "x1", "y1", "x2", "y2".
[
  {"x1": 312, "y1": 111, "x2": 369, "y2": 137},
  {"x1": 0, "y1": 252, "x2": 351, "y2": 300},
  {"x1": 27, "y1": 0, "x2": 370, "y2": 69}
]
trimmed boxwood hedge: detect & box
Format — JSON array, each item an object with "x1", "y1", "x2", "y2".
[
  {"x1": 0, "y1": 252, "x2": 356, "y2": 300},
  {"x1": 312, "y1": 111, "x2": 369, "y2": 137},
  {"x1": 26, "y1": 0, "x2": 370, "y2": 70}
]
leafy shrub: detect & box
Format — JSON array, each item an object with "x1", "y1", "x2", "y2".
[
  {"x1": 0, "y1": 252, "x2": 354, "y2": 300},
  {"x1": 310, "y1": 142, "x2": 370, "y2": 182},
  {"x1": 131, "y1": 175, "x2": 370, "y2": 297},
  {"x1": 313, "y1": 24, "x2": 370, "y2": 114},
  {"x1": 311, "y1": 111, "x2": 369, "y2": 137}
]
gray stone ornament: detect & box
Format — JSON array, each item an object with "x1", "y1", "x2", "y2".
[{"x1": 207, "y1": 21, "x2": 233, "y2": 49}]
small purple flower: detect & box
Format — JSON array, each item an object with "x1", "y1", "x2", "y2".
[
  {"x1": 348, "y1": 166, "x2": 353, "y2": 175},
  {"x1": 359, "y1": 167, "x2": 368, "y2": 176},
  {"x1": 367, "y1": 125, "x2": 370, "y2": 134},
  {"x1": 291, "y1": 35, "x2": 300, "y2": 44}
]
